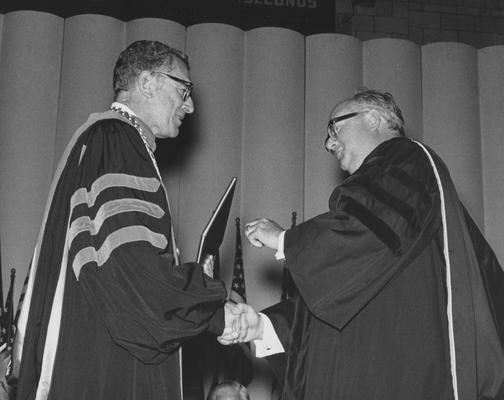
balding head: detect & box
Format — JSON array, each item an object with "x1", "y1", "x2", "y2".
[
  {"x1": 345, "y1": 89, "x2": 405, "y2": 136},
  {"x1": 207, "y1": 381, "x2": 249, "y2": 400},
  {"x1": 325, "y1": 89, "x2": 405, "y2": 174}
]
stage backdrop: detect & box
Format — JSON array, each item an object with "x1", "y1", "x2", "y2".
[{"x1": 0, "y1": 11, "x2": 503, "y2": 399}]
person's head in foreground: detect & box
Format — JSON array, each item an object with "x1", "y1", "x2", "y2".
[{"x1": 207, "y1": 380, "x2": 250, "y2": 400}]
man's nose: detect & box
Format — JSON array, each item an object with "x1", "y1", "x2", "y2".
[
  {"x1": 183, "y1": 96, "x2": 194, "y2": 114},
  {"x1": 325, "y1": 135, "x2": 338, "y2": 153}
]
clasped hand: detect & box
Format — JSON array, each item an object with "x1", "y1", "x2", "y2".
[{"x1": 219, "y1": 301, "x2": 263, "y2": 345}]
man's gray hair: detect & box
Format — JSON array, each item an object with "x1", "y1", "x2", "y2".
[
  {"x1": 113, "y1": 40, "x2": 189, "y2": 98},
  {"x1": 352, "y1": 89, "x2": 405, "y2": 136}
]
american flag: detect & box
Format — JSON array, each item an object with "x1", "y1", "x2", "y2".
[{"x1": 230, "y1": 218, "x2": 246, "y2": 304}]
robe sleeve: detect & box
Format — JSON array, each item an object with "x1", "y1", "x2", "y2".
[
  {"x1": 284, "y1": 138, "x2": 442, "y2": 330},
  {"x1": 66, "y1": 119, "x2": 227, "y2": 364}
]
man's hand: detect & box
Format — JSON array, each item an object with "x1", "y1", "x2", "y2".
[
  {"x1": 201, "y1": 254, "x2": 215, "y2": 277},
  {"x1": 237, "y1": 303, "x2": 263, "y2": 342},
  {"x1": 217, "y1": 302, "x2": 263, "y2": 345},
  {"x1": 245, "y1": 218, "x2": 284, "y2": 250},
  {"x1": 220, "y1": 301, "x2": 243, "y2": 345}
]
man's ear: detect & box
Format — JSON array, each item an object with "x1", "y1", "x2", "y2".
[
  {"x1": 365, "y1": 109, "x2": 382, "y2": 130},
  {"x1": 137, "y1": 70, "x2": 156, "y2": 99}
]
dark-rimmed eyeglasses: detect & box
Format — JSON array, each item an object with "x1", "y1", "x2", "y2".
[
  {"x1": 153, "y1": 71, "x2": 193, "y2": 102},
  {"x1": 327, "y1": 111, "x2": 364, "y2": 140}
]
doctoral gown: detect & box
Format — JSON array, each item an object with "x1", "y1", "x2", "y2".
[
  {"x1": 13, "y1": 110, "x2": 227, "y2": 400},
  {"x1": 265, "y1": 137, "x2": 504, "y2": 400}
]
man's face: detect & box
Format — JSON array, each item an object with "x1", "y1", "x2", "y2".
[
  {"x1": 148, "y1": 57, "x2": 194, "y2": 139},
  {"x1": 325, "y1": 102, "x2": 372, "y2": 174}
]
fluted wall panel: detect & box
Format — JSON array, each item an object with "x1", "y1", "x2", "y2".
[
  {"x1": 241, "y1": 27, "x2": 305, "y2": 400},
  {"x1": 0, "y1": 11, "x2": 63, "y2": 300},
  {"x1": 305, "y1": 34, "x2": 362, "y2": 219},
  {"x1": 479, "y1": 46, "x2": 504, "y2": 261},
  {"x1": 54, "y1": 15, "x2": 124, "y2": 164},
  {"x1": 363, "y1": 39, "x2": 423, "y2": 140},
  {"x1": 241, "y1": 27, "x2": 305, "y2": 310},
  {"x1": 422, "y1": 43, "x2": 484, "y2": 227},
  {"x1": 125, "y1": 18, "x2": 185, "y2": 49},
  {"x1": 179, "y1": 24, "x2": 244, "y2": 278}
]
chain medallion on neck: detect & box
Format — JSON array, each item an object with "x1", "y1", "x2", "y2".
[{"x1": 110, "y1": 106, "x2": 161, "y2": 179}]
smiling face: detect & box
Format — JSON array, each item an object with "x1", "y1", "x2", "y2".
[
  {"x1": 325, "y1": 101, "x2": 379, "y2": 174},
  {"x1": 146, "y1": 57, "x2": 195, "y2": 139}
]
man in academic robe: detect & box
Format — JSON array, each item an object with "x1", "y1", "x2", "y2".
[
  {"x1": 11, "y1": 40, "x2": 240, "y2": 400},
  {"x1": 223, "y1": 89, "x2": 504, "y2": 399}
]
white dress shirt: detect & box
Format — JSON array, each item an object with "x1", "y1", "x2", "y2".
[{"x1": 253, "y1": 230, "x2": 286, "y2": 357}]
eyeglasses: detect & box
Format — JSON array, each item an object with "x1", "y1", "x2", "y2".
[
  {"x1": 326, "y1": 111, "x2": 364, "y2": 140},
  {"x1": 153, "y1": 71, "x2": 193, "y2": 102}
]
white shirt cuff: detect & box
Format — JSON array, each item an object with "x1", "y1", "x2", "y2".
[
  {"x1": 274, "y1": 230, "x2": 286, "y2": 260},
  {"x1": 253, "y1": 313, "x2": 285, "y2": 357}
]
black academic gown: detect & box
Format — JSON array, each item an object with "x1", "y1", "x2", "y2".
[
  {"x1": 264, "y1": 137, "x2": 504, "y2": 400},
  {"x1": 14, "y1": 111, "x2": 227, "y2": 400}
]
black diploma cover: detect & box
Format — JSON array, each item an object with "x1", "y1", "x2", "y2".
[{"x1": 196, "y1": 177, "x2": 237, "y2": 268}]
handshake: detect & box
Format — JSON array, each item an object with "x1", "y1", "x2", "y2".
[
  {"x1": 218, "y1": 302, "x2": 264, "y2": 345},
  {"x1": 216, "y1": 218, "x2": 285, "y2": 346}
]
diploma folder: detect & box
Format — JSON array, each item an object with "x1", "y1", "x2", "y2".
[{"x1": 196, "y1": 177, "x2": 237, "y2": 264}]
